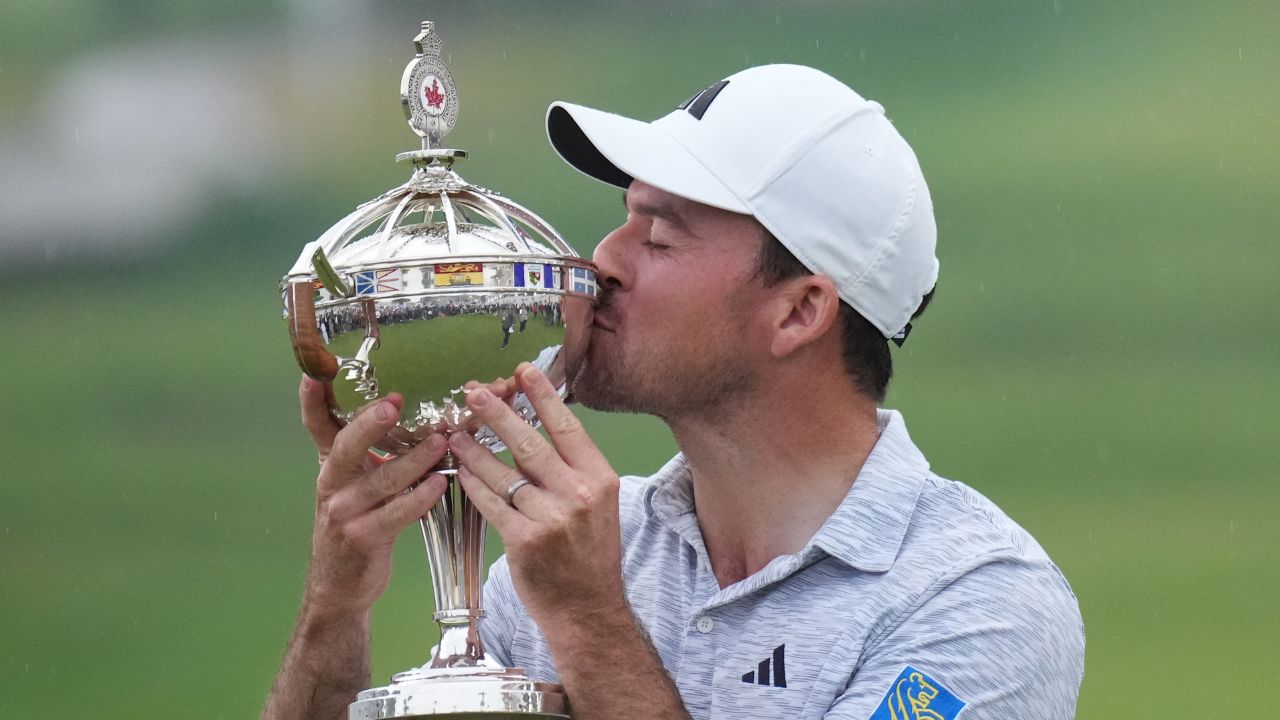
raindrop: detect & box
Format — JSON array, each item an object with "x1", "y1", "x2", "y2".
[
  {"x1": 213, "y1": 511, "x2": 219, "y2": 521},
  {"x1": 859, "y1": 47, "x2": 867, "y2": 62},
  {"x1": 815, "y1": 39, "x2": 820, "y2": 48},
  {"x1": 74, "y1": 127, "x2": 80, "y2": 144},
  {"x1": 775, "y1": 14, "x2": 781, "y2": 26},
  {"x1": 1229, "y1": 521, "x2": 1236, "y2": 533},
  {"x1": 1238, "y1": 48, "x2": 1243, "y2": 61}
]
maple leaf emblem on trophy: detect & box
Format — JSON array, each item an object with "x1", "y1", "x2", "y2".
[{"x1": 425, "y1": 77, "x2": 446, "y2": 109}]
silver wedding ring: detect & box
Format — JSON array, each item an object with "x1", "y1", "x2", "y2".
[{"x1": 505, "y1": 477, "x2": 533, "y2": 508}]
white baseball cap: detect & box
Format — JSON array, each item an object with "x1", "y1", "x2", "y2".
[{"x1": 546, "y1": 64, "x2": 938, "y2": 340}]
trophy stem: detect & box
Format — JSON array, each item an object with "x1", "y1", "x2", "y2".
[{"x1": 419, "y1": 450, "x2": 492, "y2": 668}]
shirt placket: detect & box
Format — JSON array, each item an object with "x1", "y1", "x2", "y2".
[{"x1": 660, "y1": 510, "x2": 723, "y2": 719}]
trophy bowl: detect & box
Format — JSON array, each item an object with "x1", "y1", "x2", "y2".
[
  {"x1": 279, "y1": 21, "x2": 591, "y2": 719},
  {"x1": 281, "y1": 163, "x2": 597, "y2": 455}
]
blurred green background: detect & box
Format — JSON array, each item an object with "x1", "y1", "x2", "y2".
[{"x1": 1, "y1": 1, "x2": 1276, "y2": 717}]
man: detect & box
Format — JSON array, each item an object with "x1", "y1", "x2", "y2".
[
  {"x1": 501, "y1": 309, "x2": 515, "y2": 349},
  {"x1": 264, "y1": 65, "x2": 1084, "y2": 720}
]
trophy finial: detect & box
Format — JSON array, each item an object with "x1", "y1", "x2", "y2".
[{"x1": 401, "y1": 20, "x2": 459, "y2": 149}]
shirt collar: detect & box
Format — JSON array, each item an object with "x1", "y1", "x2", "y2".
[
  {"x1": 643, "y1": 452, "x2": 695, "y2": 521},
  {"x1": 809, "y1": 409, "x2": 930, "y2": 572},
  {"x1": 641, "y1": 409, "x2": 930, "y2": 573}
]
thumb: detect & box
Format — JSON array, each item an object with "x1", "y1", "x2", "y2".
[{"x1": 300, "y1": 376, "x2": 342, "y2": 461}]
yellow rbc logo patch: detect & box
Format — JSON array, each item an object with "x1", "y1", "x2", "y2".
[{"x1": 869, "y1": 666, "x2": 966, "y2": 720}]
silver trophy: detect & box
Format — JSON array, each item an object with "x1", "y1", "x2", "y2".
[{"x1": 281, "y1": 21, "x2": 595, "y2": 719}]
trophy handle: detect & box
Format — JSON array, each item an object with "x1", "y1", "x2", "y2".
[{"x1": 286, "y1": 281, "x2": 339, "y2": 380}]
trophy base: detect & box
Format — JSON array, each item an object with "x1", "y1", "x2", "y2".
[{"x1": 349, "y1": 665, "x2": 569, "y2": 719}]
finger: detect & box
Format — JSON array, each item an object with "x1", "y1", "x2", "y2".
[
  {"x1": 330, "y1": 435, "x2": 448, "y2": 518},
  {"x1": 300, "y1": 376, "x2": 342, "y2": 458},
  {"x1": 464, "y1": 376, "x2": 517, "y2": 400},
  {"x1": 342, "y1": 473, "x2": 448, "y2": 548},
  {"x1": 463, "y1": 386, "x2": 563, "y2": 481},
  {"x1": 463, "y1": 377, "x2": 519, "y2": 422},
  {"x1": 449, "y1": 432, "x2": 551, "y2": 517},
  {"x1": 496, "y1": 377, "x2": 519, "y2": 411},
  {"x1": 303, "y1": 377, "x2": 394, "y2": 466},
  {"x1": 322, "y1": 394, "x2": 404, "y2": 488},
  {"x1": 462, "y1": 377, "x2": 517, "y2": 434},
  {"x1": 456, "y1": 466, "x2": 529, "y2": 536},
  {"x1": 515, "y1": 363, "x2": 602, "y2": 470}
]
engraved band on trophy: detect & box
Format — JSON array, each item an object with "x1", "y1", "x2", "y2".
[{"x1": 280, "y1": 21, "x2": 596, "y2": 719}]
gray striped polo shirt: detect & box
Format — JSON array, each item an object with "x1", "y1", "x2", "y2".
[{"x1": 480, "y1": 409, "x2": 1084, "y2": 719}]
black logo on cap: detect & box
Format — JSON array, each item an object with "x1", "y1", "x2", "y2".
[{"x1": 676, "y1": 80, "x2": 730, "y2": 120}]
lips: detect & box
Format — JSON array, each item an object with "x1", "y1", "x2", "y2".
[{"x1": 592, "y1": 314, "x2": 617, "y2": 332}]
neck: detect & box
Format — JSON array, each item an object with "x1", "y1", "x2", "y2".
[{"x1": 665, "y1": 371, "x2": 881, "y2": 589}]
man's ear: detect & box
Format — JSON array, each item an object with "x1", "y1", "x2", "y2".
[{"x1": 770, "y1": 275, "x2": 841, "y2": 359}]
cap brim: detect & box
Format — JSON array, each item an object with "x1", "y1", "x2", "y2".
[{"x1": 546, "y1": 102, "x2": 749, "y2": 214}]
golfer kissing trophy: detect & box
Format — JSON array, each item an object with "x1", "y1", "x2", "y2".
[{"x1": 280, "y1": 21, "x2": 596, "y2": 719}]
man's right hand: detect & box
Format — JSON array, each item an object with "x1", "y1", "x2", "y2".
[
  {"x1": 262, "y1": 379, "x2": 449, "y2": 720},
  {"x1": 299, "y1": 375, "x2": 449, "y2": 614}
]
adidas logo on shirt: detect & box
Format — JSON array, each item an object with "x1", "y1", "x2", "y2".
[{"x1": 741, "y1": 644, "x2": 787, "y2": 688}]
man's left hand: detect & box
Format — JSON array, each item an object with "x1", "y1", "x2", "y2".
[{"x1": 450, "y1": 362, "x2": 628, "y2": 631}]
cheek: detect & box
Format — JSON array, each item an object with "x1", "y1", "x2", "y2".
[{"x1": 670, "y1": 293, "x2": 738, "y2": 343}]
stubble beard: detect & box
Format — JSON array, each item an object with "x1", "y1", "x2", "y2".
[{"x1": 572, "y1": 310, "x2": 756, "y2": 422}]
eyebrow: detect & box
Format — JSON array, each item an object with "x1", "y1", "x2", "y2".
[{"x1": 623, "y1": 189, "x2": 692, "y2": 234}]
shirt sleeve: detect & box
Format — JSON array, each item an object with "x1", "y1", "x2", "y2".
[
  {"x1": 824, "y1": 556, "x2": 1085, "y2": 720},
  {"x1": 478, "y1": 554, "x2": 521, "y2": 668}
]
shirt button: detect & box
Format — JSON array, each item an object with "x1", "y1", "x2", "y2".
[{"x1": 695, "y1": 615, "x2": 714, "y2": 634}]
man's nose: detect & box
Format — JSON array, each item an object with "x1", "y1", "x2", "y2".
[{"x1": 592, "y1": 226, "x2": 628, "y2": 292}]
